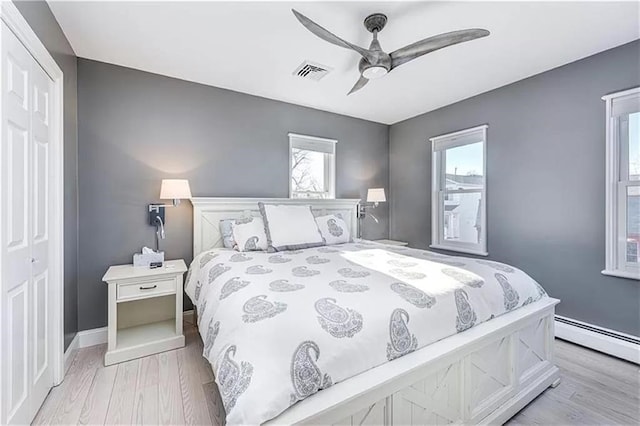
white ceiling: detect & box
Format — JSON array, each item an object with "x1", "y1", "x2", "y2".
[{"x1": 48, "y1": 1, "x2": 639, "y2": 124}]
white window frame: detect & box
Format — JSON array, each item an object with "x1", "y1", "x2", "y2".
[
  {"x1": 430, "y1": 124, "x2": 488, "y2": 256},
  {"x1": 288, "y1": 133, "x2": 336, "y2": 199},
  {"x1": 602, "y1": 87, "x2": 640, "y2": 280}
]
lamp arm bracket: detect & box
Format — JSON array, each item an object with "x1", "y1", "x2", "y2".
[{"x1": 149, "y1": 199, "x2": 181, "y2": 212}]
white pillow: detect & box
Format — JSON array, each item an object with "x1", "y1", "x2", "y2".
[
  {"x1": 258, "y1": 203, "x2": 325, "y2": 252},
  {"x1": 231, "y1": 217, "x2": 268, "y2": 252},
  {"x1": 315, "y1": 214, "x2": 350, "y2": 245}
]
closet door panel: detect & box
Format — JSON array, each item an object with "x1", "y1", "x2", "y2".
[
  {"x1": 28, "y1": 46, "x2": 54, "y2": 417},
  {"x1": 1, "y1": 23, "x2": 33, "y2": 426},
  {"x1": 1, "y1": 21, "x2": 54, "y2": 424}
]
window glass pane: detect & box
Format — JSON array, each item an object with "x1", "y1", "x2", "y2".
[
  {"x1": 629, "y1": 112, "x2": 640, "y2": 181},
  {"x1": 445, "y1": 142, "x2": 483, "y2": 191},
  {"x1": 627, "y1": 185, "x2": 640, "y2": 264},
  {"x1": 443, "y1": 191, "x2": 483, "y2": 244},
  {"x1": 291, "y1": 148, "x2": 326, "y2": 198}
]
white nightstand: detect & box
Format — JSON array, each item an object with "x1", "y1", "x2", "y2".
[
  {"x1": 102, "y1": 259, "x2": 187, "y2": 366},
  {"x1": 375, "y1": 239, "x2": 409, "y2": 247}
]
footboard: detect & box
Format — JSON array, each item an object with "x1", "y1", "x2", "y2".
[{"x1": 268, "y1": 298, "x2": 560, "y2": 425}]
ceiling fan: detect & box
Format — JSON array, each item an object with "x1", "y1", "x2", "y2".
[{"x1": 292, "y1": 9, "x2": 490, "y2": 95}]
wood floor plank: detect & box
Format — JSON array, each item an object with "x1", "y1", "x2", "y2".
[
  {"x1": 203, "y1": 381, "x2": 226, "y2": 426},
  {"x1": 185, "y1": 325, "x2": 215, "y2": 384},
  {"x1": 159, "y1": 350, "x2": 185, "y2": 425},
  {"x1": 177, "y1": 344, "x2": 212, "y2": 425},
  {"x1": 33, "y1": 346, "x2": 87, "y2": 425},
  {"x1": 104, "y1": 358, "x2": 140, "y2": 425},
  {"x1": 48, "y1": 344, "x2": 105, "y2": 425},
  {"x1": 78, "y1": 363, "x2": 118, "y2": 425},
  {"x1": 132, "y1": 354, "x2": 160, "y2": 425}
]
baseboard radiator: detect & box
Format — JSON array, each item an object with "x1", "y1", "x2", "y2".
[{"x1": 554, "y1": 315, "x2": 640, "y2": 364}]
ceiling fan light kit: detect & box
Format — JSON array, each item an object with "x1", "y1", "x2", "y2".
[
  {"x1": 362, "y1": 66, "x2": 387, "y2": 79},
  {"x1": 292, "y1": 9, "x2": 490, "y2": 95}
]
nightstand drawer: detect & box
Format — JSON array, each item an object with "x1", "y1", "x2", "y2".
[{"x1": 117, "y1": 278, "x2": 176, "y2": 301}]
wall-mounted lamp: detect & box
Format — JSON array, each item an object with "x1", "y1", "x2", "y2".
[
  {"x1": 358, "y1": 187, "x2": 386, "y2": 238},
  {"x1": 148, "y1": 179, "x2": 192, "y2": 250}
]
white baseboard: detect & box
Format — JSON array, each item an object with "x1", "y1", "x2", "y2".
[
  {"x1": 63, "y1": 333, "x2": 79, "y2": 373},
  {"x1": 555, "y1": 316, "x2": 639, "y2": 364},
  {"x1": 75, "y1": 310, "x2": 196, "y2": 349},
  {"x1": 78, "y1": 326, "x2": 108, "y2": 347}
]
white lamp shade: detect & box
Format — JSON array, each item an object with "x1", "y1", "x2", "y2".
[
  {"x1": 160, "y1": 179, "x2": 192, "y2": 200},
  {"x1": 366, "y1": 188, "x2": 386, "y2": 203}
]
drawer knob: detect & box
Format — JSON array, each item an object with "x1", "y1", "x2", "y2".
[{"x1": 139, "y1": 284, "x2": 158, "y2": 290}]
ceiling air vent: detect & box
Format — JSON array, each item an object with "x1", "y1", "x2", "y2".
[{"x1": 293, "y1": 61, "x2": 332, "y2": 82}]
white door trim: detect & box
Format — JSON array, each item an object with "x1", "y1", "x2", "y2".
[{"x1": 0, "y1": 1, "x2": 65, "y2": 387}]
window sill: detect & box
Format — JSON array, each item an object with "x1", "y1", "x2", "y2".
[
  {"x1": 601, "y1": 269, "x2": 640, "y2": 281},
  {"x1": 429, "y1": 244, "x2": 489, "y2": 257}
]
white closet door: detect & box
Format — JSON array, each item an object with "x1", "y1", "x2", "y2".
[{"x1": 1, "y1": 22, "x2": 54, "y2": 425}]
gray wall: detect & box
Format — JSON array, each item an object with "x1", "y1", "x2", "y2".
[
  {"x1": 14, "y1": 0, "x2": 79, "y2": 349},
  {"x1": 77, "y1": 59, "x2": 389, "y2": 330},
  {"x1": 390, "y1": 40, "x2": 640, "y2": 336}
]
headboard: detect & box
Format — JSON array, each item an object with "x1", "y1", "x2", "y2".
[{"x1": 191, "y1": 197, "x2": 361, "y2": 257}]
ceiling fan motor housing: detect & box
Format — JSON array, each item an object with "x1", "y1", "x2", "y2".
[
  {"x1": 364, "y1": 13, "x2": 388, "y2": 33},
  {"x1": 358, "y1": 54, "x2": 391, "y2": 75}
]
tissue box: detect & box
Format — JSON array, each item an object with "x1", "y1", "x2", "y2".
[{"x1": 133, "y1": 251, "x2": 165, "y2": 267}]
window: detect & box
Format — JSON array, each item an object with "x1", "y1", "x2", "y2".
[
  {"x1": 289, "y1": 133, "x2": 336, "y2": 199},
  {"x1": 602, "y1": 88, "x2": 640, "y2": 280},
  {"x1": 430, "y1": 125, "x2": 487, "y2": 256}
]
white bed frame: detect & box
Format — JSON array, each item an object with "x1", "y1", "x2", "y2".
[{"x1": 191, "y1": 197, "x2": 561, "y2": 425}]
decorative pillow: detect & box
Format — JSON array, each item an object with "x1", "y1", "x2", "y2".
[
  {"x1": 258, "y1": 203, "x2": 325, "y2": 252},
  {"x1": 315, "y1": 214, "x2": 350, "y2": 245},
  {"x1": 219, "y1": 219, "x2": 236, "y2": 249},
  {"x1": 231, "y1": 216, "x2": 268, "y2": 252}
]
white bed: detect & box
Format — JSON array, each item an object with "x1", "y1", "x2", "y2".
[{"x1": 189, "y1": 197, "x2": 560, "y2": 425}]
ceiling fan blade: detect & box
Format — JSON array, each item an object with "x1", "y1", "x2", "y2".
[
  {"x1": 292, "y1": 9, "x2": 376, "y2": 63},
  {"x1": 390, "y1": 29, "x2": 490, "y2": 69},
  {"x1": 347, "y1": 75, "x2": 369, "y2": 95}
]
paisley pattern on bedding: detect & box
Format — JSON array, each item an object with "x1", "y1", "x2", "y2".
[
  {"x1": 386, "y1": 308, "x2": 418, "y2": 360},
  {"x1": 241, "y1": 295, "x2": 287, "y2": 323},
  {"x1": 390, "y1": 282, "x2": 435, "y2": 308},
  {"x1": 184, "y1": 240, "x2": 549, "y2": 425},
  {"x1": 315, "y1": 298, "x2": 363, "y2": 338},
  {"x1": 219, "y1": 277, "x2": 250, "y2": 300},
  {"x1": 216, "y1": 345, "x2": 253, "y2": 411},
  {"x1": 199, "y1": 252, "x2": 218, "y2": 268},
  {"x1": 387, "y1": 258, "x2": 418, "y2": 268},
  {"x1": 390, "y1": 268, "x2": 426, "y2": 280},
  {"x1": 496, "y1": 273, "x2": 520, "y2": 311},
  {"x1": 209, "y1": 264, "x2": 231, "y2": 283},
  {"x1": 441, "y1": 267, "x2": 484, "y2": 288},
  {"x1": 194, "y1": 279, "x2": 204, "y2": 301},
  {"x1": 337, "y1": 267, "x2": 370, "y2": 278},
  {"x1": 327, "y1": 218, "x2": 344, "y2": 237},
  {"x1": 329, "y1": 280, "x2": 369, "y2": 293},
  {"x1": 229, "y1": 253, "x2": 252, "y2": 262},
  {"x1": 477, "y1": 260, "x2": 516, "y2": 273},
  {"x1": 268, "y1": 254, "x2": 292, "y2": 263},
  {"x1": 245, "y1": 265, "x2": 272, "y2": 274},
  {"x1": 292, "y1": 266, "x2": 320, "y2": 277},
  {"x1": 318, "y1": 246, "x2": 340, "y2": 253},
  {"x1": 269, "y1": 279, "x2": 305, "y2": 292},
  {"x1": 204, "y1": 318, "x2": 220, "y2": 358},
  {"x1": 455, "y1": 289, "x2": 477, "y2": 332},
  {"x1": 290, "y1": 341, "x2": 333, "y2": 403}
]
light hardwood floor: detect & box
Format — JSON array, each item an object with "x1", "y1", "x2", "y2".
[{"x1": 34, "y1": 323, "x2": 639, "y2": 425}]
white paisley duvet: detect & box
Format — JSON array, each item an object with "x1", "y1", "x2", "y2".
[{"x1": 184, "y1": 241, "x2": 547, "y2": 425}]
